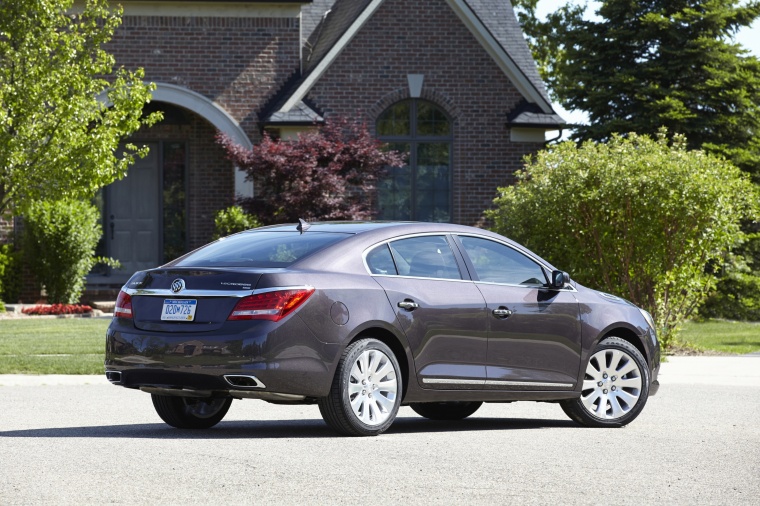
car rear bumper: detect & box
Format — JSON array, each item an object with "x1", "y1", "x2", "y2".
[{"x1": 105, "y1": 317, "x2": 341, "y2": 398}]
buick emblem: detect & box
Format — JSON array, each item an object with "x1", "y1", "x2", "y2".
[{"x1": 170, "y1": 278, "x2": 185, "y2": 293}]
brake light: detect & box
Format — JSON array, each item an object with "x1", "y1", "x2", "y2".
[
  {"x1": 228, "y1": 288, "x2": 315, "y2": 321},
  {"x1": 114, "y1": 290, "x2": 133, "y2": 319}
]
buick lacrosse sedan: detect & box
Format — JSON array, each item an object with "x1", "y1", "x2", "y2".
[{"x1": 105, "y1": 221, "x2": 660, "y2": 436}]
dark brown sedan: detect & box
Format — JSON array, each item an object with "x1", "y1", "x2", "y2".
[{"x1": 105, "y1": 221, "x2": 660, "y2": 436}]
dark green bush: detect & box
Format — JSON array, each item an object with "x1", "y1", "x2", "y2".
[
  {"x1": 0, "y1": 243, "x2": 22, "y2": 304},
  {"x1": 213, "y1": 205, "x2": 260, "y2": 240},
  {"x1": 23, "y1": 199, "x2": 106, "y2": 304}
]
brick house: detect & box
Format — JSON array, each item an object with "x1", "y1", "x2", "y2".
[{"x1": 83, "y1": 0, "x2": 563, "y2": 292}]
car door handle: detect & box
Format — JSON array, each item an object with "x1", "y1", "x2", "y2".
[
  {"x1": 398, "y1": 300, "x2": 419, "y2": 311},
  {"x1": 492, "y1": 307, "x2": 513, "y2": 319}
]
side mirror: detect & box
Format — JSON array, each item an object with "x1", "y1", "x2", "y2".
[{"x1": 550, "y1": 270, "x2": 570, "y2": 289}]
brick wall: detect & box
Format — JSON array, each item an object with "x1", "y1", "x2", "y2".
[
  {"x1": 107, "y1": 15, "x2": 301, "y2": 245},
  {"x1": 305, "y1": 0, "x2": 545, "y2": 226}
]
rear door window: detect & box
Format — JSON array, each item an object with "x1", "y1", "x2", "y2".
[
  {"x1": 388, "y1": 235, "x2": 462, "y2": 280},
  {"x1": 172, "y1": 231, "x2": 350, "y2": 268}
]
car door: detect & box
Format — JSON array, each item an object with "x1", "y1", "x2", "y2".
[
  {"x1": 366, "y1": 235, "x2": 488, "y2": 389},
  {"x1": 454, "y1": 235, "x2": 582, "y2": 389}
]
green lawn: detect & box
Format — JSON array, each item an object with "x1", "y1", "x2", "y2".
[
  {"x1": 0, "y1": 316, "x2": 757, "y2": 375},
  {"x1": 678, "y1": 319, "x2": 760, "y2": 355},
  {"x1": 0, "y1": 318, "x2": 109, "y2": 374}
]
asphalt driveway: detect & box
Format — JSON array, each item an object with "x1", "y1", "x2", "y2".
[{"x1": 1, "y1": 356, "x2": 758, "y2": 505}]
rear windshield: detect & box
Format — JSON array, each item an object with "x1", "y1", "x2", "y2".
[{"x1": 173, "y1": 231, "x2": 350, "y2": 268}]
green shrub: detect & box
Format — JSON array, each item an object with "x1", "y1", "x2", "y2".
[
  {"x1": 487, "y1": 131, "x2": 759, "y2": 348},
  {"x1": 23, "y1": 199, "x2": 111, "y2": 304},
  {"x1": 0, "y1": 243, "x2": 22, "y2": 304},
  {"x1": 213, "y1": 205, "x2": 260, "y2": 240}
]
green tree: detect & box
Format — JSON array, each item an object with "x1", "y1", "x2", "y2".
[
  {"x1": 513, "y1": 0, "x2": 760, "y2": 177},
  {"x1": 487, "y1": 131, "x2": 758, "y2": 348},
  {"x1": 212, "y1": 205, "x2": 261, "y2": 240},
  {"x1": 0, "y1": 0, "x2": 160, "y2": 215}
]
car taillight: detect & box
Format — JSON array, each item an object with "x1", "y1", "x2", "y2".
[
  {"x1": 114, "y1": 290, "x2": 133, "y2": 319},
  {"x1": 228, "y1": 288, "x2": 315, "y2": 322}
]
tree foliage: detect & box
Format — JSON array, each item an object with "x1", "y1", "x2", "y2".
[
  {"x1": 513, "y1": 0, "x2": 760, "y2": 178},
  {"x1": 213, "y1": 205, "x2": 261, "y2": 240},
  {"x1": 0, "y1": 0, "x2": 160, "y2": 215},
  {"x1": 487, "y1": 131, "x2": 759, "y2": 347},
  {"x1": 218, "y1": 118, "x2": 405, "y2": 224}
]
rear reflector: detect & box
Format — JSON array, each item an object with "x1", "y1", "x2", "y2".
[
  {"x1": 114, "y1": 290, "x2": 133, "y2": 319},
  {"x1": 228, "y1": 288, "x2": 315, "y2": 322}
]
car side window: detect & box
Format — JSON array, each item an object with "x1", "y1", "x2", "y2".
[
  {"x1": 388, "y1": 236, "x2": 462, "y2": 280},
  {"x1": 459, "y1": 236, "x2": 546, "y2": 286},
  {"x1": 366, "y1": 244, "x2": 398, "y2": 275}
]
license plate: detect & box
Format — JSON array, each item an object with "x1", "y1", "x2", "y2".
[{"x1": 161, "y1": 299, "x2": 197, "y2": 321}]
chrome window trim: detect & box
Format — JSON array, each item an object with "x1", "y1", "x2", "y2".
[
  {"x1": 123, "y1": 285, "x2": 313, "y2": 298},
  {"x1": 362, "y1": 232, "x2": 464, "y2": 279},
  {"x1": 371, "y1": 274, "x2": 475, "y2": 283},
  {"x1": 422, "y1": 378, "x2": 574, "y2": 388}
]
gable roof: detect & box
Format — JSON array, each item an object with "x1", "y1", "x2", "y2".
[{"x1": 267, "y1": 0, "x2": 563, "y2": 127}]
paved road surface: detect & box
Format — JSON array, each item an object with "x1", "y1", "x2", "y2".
[{"x1": 1, "y1": 357, "x2": 758, "y2": 505}]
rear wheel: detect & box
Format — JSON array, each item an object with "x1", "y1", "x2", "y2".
[
  {"x1": 318, "y1": 338, "x2": 402, "y2": 436},
  {"x1": 410, "y1": 401, "x2": 483, "y2": 420},
  {"x1": 560, "y1": 337, "x2": 650, "y2": 427},
  {"x1": 151, "y1": 394, "x2": 232, "y2": 429}
]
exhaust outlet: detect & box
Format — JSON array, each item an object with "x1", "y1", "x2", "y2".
[
  {"x1": 224, "y1": 375, "x2": 265, "y2": 389},
  {"x1": 105, "y1": 371, "x2": 122, "y2": 384}
]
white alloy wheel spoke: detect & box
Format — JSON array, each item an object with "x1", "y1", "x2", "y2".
[
  {"x1": 608, "y1": 394, "x2": 625, "y2": 418},
  {"x1": 348, "y1": 381, "x2": 364, "y2": 396},
  {"x1": 374, "y1": 361, "x2": 394, "y2": 381},
  {"x1": 373, "y1": 392, "x2": 395, "y2": 412},
  {"x1": 615, "y1": 359, "x2": 639, "y2": 377},
  {"x1": 614, "y1": 388, "x2": 640, "y2": 405},
  {"x1": 617, "y1": 377, "x2": 642, "y2": 390},
  {"x1": 607, "y1": 350, "x2": 625, "y2": 374},
  {"x1": 583, "y1": 379, "x2": 599, "y2": 391}
]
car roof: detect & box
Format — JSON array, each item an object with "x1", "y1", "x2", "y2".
[{"x1": 254, "y1": 221, "x2": 489, "y2": 235}]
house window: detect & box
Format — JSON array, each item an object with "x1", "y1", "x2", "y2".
[{"x1": 376, "y1": 100, "x2": 452, "y2": 222}]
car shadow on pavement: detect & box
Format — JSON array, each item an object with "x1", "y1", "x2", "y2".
[{"x1": 0, "y1": 416, "x2": 575, "y2": 440}]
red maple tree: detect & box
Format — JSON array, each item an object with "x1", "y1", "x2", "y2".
[{"x1": 218, "y1": 117, "x2": 405, "y2": 224}]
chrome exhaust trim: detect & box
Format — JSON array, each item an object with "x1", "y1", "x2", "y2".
[
  {"x1": 223, "y1": 374, "x2": 266, "y2": 389},
  {"x1": 105, "y1": 371, "x2": 122, "y2": 384}
]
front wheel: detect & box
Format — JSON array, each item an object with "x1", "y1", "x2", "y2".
[
  {"x1": 318, "y1": 338, "x2": 402, "y2": 436},
  {"x1": 410, "y1": 401, "x2": 483, "y2": 420},
  {"x1": 560, "y1": 336, "x2": 650, "y2": 427},
  {"x1": 151, "y1": 394, "x2": 232, "y2": 429}
]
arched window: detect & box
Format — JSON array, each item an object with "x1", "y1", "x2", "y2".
[{"x1": 376, "y1": 99, "x2": 452, "y2": 222}]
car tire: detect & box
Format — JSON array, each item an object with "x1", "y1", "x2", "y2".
[
  {"x1": 318, "y1": 338, "x2": 402, "y2": 437},
  {"x1": 560, "y1": 336, "x2": 650, "y2": 428},
  {"x1": 151, "y1": 394, "x2": 232, "y2": 429},
  {"x1": 410, "y1": 401, "x2": 483, "y2": 420}
]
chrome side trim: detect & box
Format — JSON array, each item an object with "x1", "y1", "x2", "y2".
[
  {"x1": 422, "y1": 378, "x2": 574, "y2": 388},
  {"x1": 422, "y1": 378, "x2": 484, "y2": 385},
  {"x1": 485, "y1": 380, "x2": 574, "y2": 388}
]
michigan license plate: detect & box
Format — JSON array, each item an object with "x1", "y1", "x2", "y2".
[{"x1": 161, "y1": 299, "x2": 197, "y2": 321}]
